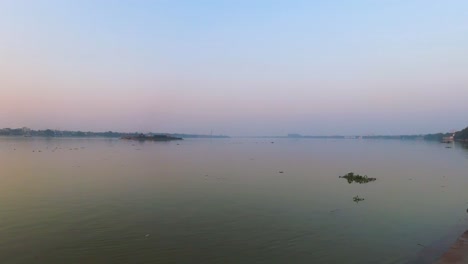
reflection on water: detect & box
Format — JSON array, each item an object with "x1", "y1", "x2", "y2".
[
  {"x1": 0, "y1": 137, "x2": 467, "y2": 264},
  {"x1": 460, "y1": 142, "x2": 468, "y2": 154}
]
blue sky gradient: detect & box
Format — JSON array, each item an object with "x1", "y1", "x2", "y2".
[{"x1": 1, "y1": 1, "x2": 467, "y2": 135}]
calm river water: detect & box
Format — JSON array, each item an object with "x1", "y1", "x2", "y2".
[{"x1": 1, "y1": 137, "x2": 467, "y2": 263}]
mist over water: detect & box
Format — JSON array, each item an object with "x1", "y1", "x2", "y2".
[{"x1": 1, "y1": 137, "x2": 467, "y2": 263}]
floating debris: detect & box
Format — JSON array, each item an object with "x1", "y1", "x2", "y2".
[
  {"x1": 353, "y1": 195, "x2": 365, "y2": 203},
  {"x1": 339, "y1": 172, "x2": 376, "y2": 184},
  {"x1": 279, "y1": 171, "x2": 284, "y2": 174}
]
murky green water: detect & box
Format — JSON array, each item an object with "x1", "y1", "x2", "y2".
[{"x1": 0, "y1": 137, "x2": 467, "y2": 264}]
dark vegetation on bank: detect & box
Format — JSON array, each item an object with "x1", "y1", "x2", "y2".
[
  {"x1": 284, "y1": 126, "x2": 468, "y2": 141},
  {"x1": 0, "y1": 128, "x2": 229, "y2": 139},
  {"x1": 423, "y1": 133, "x2": 454, "y2": 141},
  {"x1": 454, "y1": 126, "x2": 468, "y2": 141},
  {"x1": 423, "y1": 126, "x2": 468, "y2": 141},
  {"x1": 2, "y1": 126, "x2": 467, "y2": 141}
]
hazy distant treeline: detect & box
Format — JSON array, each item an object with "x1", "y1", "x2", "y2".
[
  {"x1": 423, "y1": 126, "x2": 468, "y2": 141},
  {"x1": 285, "y1": 127, "x2": 468, "y2": 141},
  {"x1": 1, "y1": 126, "x2": 467, "y2": 140},
  {"x1": 0, "y1": 128, "x2": 229, "y2": 139},
  {"x1": 455, "y1": 127, "x2": 468, "y2": 141}
]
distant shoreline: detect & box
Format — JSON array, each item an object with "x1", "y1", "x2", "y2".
[
  {"x1": 0, "y1": 128, "x2": 229, "y2": 139},
  {"x1": 1, "y1": 127, "x2": 467, "y2": 141}
]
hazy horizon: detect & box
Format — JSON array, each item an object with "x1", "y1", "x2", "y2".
[
  {"x1": 0, "y1": 126, "x2": 458, "y2": 138},
  {"x1": 2, "y1": 1, "x2": 467, "y2": 136}
]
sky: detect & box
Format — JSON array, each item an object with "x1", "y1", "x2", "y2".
[{"x1": 1, "y1": 0, "x2": 467, "y2": 136}]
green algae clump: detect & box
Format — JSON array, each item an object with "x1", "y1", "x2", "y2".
[{"x1": 339, "y1": 172, "x2": 376, "y2": 184}]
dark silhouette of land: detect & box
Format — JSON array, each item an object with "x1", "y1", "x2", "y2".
[
  {"x1": 281, "y1": 127, "x2": 468, "y2": 142},
  {"x1": 122, "y1": 134, "x2": 182, "y2": 141},
  {"x1": 0, "y1": 127, "x2": 229, "y2": 139},
  {"x1": 1, "y1": 126, "x2": 468, "y2": 141}
]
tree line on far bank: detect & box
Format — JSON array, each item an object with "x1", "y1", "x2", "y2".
[
  {"x1": 0, "y1": 128, "x2": 229, "y2": 139},
  {"x1": 1, "y1": 126, "x2": 466, "y2": 140},
  {"x1": 455, "y1": 126, "x2": 468, "y2": 141},
  {"x1": 0, "y1": 128, "x2": 123, "y2": 138},
  {"x1": 423, "y1": 126, "x2": 468, "y2": 141}
]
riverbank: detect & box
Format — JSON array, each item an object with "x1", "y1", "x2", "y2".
[{"x1": 435, "y1": 230, "x2": 468, "y2": 263}]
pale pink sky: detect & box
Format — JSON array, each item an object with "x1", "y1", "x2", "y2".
[{"x1": 1, "y1": 1, "x2": 467, "y2": 136}]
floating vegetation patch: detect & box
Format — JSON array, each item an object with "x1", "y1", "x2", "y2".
[
  {"x1": 353, "y1": 195, "x2": 365, "y2": 203},
  {"x1": 339, "y1": 172, "x2": 376, "y2": 184}
]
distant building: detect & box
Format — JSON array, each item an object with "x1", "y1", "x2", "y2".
[{"x1": 442, "y1": 133, "x2": 455, "y2": 143}]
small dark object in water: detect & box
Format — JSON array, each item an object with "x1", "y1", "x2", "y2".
[
  {"x1": 353, "y1": 195, "x2": 365, "y2": 203},
  {"x1": 446, "y1": 146, "x2": 452, "y2": 148},
  {"x1": 279, "y1": 171, "x2": 284, "y2": 174},
  {"x1": 466, "y1": 208, "x2": 468, "y2": 213},
  {"x1": 271, "y1": 142, "x2": 274, "y2": 144},
  {"x1": 339, "y1": 172, "x2": 376, "y2": 184}
]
